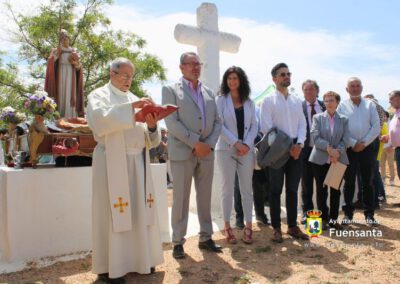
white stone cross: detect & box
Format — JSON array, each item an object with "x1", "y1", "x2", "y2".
[{"x1": 174, "y1": 2, "x2": 241, "y2": 92}]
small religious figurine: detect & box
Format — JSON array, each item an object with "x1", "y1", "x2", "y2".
[
  {"x1": 28, "y1": 114, "x2": 48, "y2": 168},
  {"x1": 23, "y1": 92, "x2": 58, "y2": 168},
  {"x1": 45, "y1": 29, "x2": 84, "y2": 118}
]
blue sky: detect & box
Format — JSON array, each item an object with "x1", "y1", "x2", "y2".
[
  {"x1": 1, "y1": 0, "x2": 399, "y2": 108},
  {"x1": 120, "y1": 0, "x2": 400, "y2": 45},
  {"x1": 106, "y1": 0, "x2": 400, "y2": 108}
]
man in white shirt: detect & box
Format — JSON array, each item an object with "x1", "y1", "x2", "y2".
[
  {"x1": 337, "y1": 77, "x2": 380, "y2": 226},
  {"x1": 260, "y1": 63, "x2": 309, "y2": 243}
]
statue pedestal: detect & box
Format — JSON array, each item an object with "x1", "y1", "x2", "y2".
[{"x1": 0, "y1": 164, "x2": 169, "y2": 264}]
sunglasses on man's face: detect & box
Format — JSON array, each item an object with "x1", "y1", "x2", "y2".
[{"x1": 277, "y1": 72, "x2": 291, "y2": 77}]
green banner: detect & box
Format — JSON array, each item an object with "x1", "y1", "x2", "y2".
[{"x1": 253, "y1": 84, "x2": 276, "y2": 106}]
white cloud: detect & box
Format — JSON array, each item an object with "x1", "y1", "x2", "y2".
[
  {"x1": 0, "y1": 0, "x2": 49, "y2": 52},
  {"x1": 106, "y1": 3, "x2": 400, "y2": 107},
  {"x1": 1, "y1": 1, "x2": 398, "y2": 108}
]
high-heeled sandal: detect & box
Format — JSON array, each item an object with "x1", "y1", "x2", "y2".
[
  {"x1": 242, "y1": 227, "x2": 253, "y2": 244},
  {"x1": 224, "y1": 227, "x2": 237, "y2": 244}
]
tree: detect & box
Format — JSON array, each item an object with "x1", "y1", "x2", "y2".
[
  {"x1": 0, "y1": 53, "x2": 38, "y2": 112},
  {"x1": 4, "y1": 0, "x2": 166, "y2": 98}
]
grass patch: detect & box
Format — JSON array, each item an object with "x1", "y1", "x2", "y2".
[
  {"x1": 308, "y1": 273, "x2": 318, "y2": 279},
  {"x1": 255, "y1": 245, "x2": 272, "y2": 253},
  {"x1": 177, "y1": 267, "x2": 190, "y2": 276},
  {"x1": 233, "y1": 273, "x2": 252, "y2": 284},
  {"x1": 348, "y1": 258, "x2": 356, "y2": 265}
]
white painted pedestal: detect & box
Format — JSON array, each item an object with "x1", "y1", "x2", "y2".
[{"x1": 0, "y1": 164, "x2": 169, "y2": 265}]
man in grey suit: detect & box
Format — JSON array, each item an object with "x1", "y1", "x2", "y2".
[{"x1": 162, "y1": 52, "x2": 222, "y2": 259}]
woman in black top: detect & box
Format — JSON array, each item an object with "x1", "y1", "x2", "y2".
[{"x1": 215, "y1": 66, "x2": 258, "y2": 244}]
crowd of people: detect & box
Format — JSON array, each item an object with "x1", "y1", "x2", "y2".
[{"x1": 87, "y1": 54, "x2": 399, "y2": 283}]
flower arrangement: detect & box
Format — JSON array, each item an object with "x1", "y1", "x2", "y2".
[
  {"x1": 23, "y1": 91, "x2": 59, "y2": 120},
  {"x1": 0, "y1": 106, "x2": 26, "y2": 124}
]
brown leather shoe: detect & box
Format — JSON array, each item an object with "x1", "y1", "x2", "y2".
[
  {"x1": 198, "y1": 239, "x2": 222, "y2": 252},
  {"x1": 271, "y1": 228, "x2": 283, "y2": 243},
  {"x1": 287, "y1": 226, "x2": 309, "y2": 240}
]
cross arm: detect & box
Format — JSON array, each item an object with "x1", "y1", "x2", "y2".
[{"x1": 174, "y1": 24, "x2": 241, "y2": 53}]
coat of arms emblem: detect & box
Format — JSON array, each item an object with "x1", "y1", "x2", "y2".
[{"x1": 306, "y1": 209, "x2": 323, "y2": 238}]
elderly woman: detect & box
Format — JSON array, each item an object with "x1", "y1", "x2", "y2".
[
  {"x1": 216, "y1": 66, "x2": 258, "y2": 244},
  {"x1": 309, "y1": 91, "x2": 350, "y2": 231}
]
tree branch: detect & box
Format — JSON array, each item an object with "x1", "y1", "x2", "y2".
[
  {"x1": 7, "y1": 5, "x2": 43, "y2": 58},
  {"x1": 71, "y1": 0, "x2": 99, "y2": 46}
]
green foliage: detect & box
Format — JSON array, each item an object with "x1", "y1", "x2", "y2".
[
  {"x1": 4, "y1": 0, "x2": 165, "y2": 98},
  {"x1": 0, "y1": 55, "x2": 37, "y2": 115}
]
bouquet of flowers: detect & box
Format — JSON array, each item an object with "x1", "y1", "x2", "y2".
[
  {"x1": 23, "y1": 91, "x2": 59, "y2": 120},
  {"x1": 0, "y1": 106, "x2": 26, "y2": 124}
]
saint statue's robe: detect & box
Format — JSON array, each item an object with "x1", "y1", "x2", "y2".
[
  {"x1": 45, "y1": 46, "x2": 84, "y2": 117},
  {"x1": 87, "y1": 82, "x2": 163, "y2": 278}
]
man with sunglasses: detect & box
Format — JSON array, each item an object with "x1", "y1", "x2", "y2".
[
  {"x1": 260, "y1": 62, "x2": 309, "y2": 243},
  {"x1": 162, "y1": 52, "x2": 222, "y2": 259}
]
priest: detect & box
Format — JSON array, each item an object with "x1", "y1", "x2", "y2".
[{"x1": 87, "y1": 57, "x2": 163, "y2": 283}]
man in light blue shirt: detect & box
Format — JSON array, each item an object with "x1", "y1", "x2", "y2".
[{"x1": 336, "y1": 77, "x2": 380, "y2": 226}]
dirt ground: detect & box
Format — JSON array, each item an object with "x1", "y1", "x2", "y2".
[{"x1": 1, "y1": 181, "x2": 400, "y2": 284}]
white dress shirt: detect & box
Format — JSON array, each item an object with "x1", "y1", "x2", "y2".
[
  {"x1": 260, "y1": 90, "x2": 307, "y2": 144},
  {"x1": 336, "y1": 98, "x2": 380, "y2": 147}
]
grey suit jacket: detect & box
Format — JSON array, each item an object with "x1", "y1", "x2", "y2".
[
  {"x1": 215, "y1": 94, "x2": 258, "y2": 150},
  {"x1": 309, "y1": 111, "x2": 350, "y2": 165},
  {"x1": 162, "y1": 80, "x2": 222, "y2": 161}
]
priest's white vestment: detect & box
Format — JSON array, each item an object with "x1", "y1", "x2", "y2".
[{"x1": 87, "y1": 82, "x2": 163, "y2": 278}]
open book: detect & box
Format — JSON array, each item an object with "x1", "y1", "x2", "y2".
[{"x1": 134, "y1": 104, "x2": 179, "y2": 123}]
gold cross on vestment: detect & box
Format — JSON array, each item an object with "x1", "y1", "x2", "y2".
[
  {"x1": 147, "y1": 193, "x2": 154, "y2": 208},
  {"x1": 114, "y1": 197, "x2": 129, "y2": 213}
]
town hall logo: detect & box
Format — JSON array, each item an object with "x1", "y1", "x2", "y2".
[{"x1": 305, "y1": 209, "x2": 323, "y2": 238}]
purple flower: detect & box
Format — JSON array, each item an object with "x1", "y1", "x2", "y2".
[{"x1": 22, "y1": 92, "x2": 58, "y2": 120}]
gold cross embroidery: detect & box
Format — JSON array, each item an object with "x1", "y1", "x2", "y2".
[
  {"x1": 147, "y1": 193, "x2": 154, "y2": 208},
  {"x1": 114, "y1": 197, "x2": 129, "y2": 213}
]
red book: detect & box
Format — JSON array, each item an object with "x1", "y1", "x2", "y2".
[{"x1": 134, "y1": 104, "x2": 179, "y2": 123}]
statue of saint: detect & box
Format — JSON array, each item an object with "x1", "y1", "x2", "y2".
[{"x1": 45, "y1": 29, "x2": 84, "y2": 117}]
